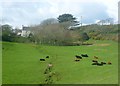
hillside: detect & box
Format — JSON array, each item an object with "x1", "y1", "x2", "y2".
[
  {"x1": 75, "y1": 24, "x2": 119, "y2": 41},
  {"x1": 1, "y1": 24, "x2": 119, "y2": 46}
]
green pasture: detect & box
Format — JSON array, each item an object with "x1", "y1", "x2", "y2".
[{"x1": 2, "y1": 40, "x2": 118, "y2": 84}]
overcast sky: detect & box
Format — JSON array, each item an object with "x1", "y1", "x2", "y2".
[{"x1": 0, "y1": 0, "x2": 119, "y2": 29}]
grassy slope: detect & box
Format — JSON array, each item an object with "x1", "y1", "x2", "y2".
[{"x1": 2, "y1": 40, "x2": 118, "y2": 84}]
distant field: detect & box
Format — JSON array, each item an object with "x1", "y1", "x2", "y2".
[{"x1": 2, "y1": 40, "x2": 118, "y2": 84}]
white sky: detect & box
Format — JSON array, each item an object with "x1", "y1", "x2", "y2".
[{"x1": 0, "y1": 0, "x2": 119, "y2": 28}]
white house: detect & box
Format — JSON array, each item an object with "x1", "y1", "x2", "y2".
[{"x1": 17, "y1": 25, "x2": 31, "y2": 37}]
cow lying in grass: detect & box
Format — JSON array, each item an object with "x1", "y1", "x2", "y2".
[
  {"x1": 92, "y1": 62, "x2": 98, "y2": 65},
  {"x1": 46, "y1": 56, "x2": 49, "y2": 58},
  {"x1": 92, "y1": 61, "x2": 108, "y2": 66},
  {"x1": 40, "y1": 59, "x2": 45, "y2": 61},
  {"x1": 101, "y1": 62, "x2": 106, "y2": 64},
  {"x1": 92, "y1": 60, "x2": 98, "y2": 63},
  {"x1": 97, "y1": 62, "x2": 104, "y2": 66},
  {"x1": 81, "y1": 54, "x2": 88, "y2": 57},
  {"x1": 75, "y1": 55, "x2": 82, "y2": 59},
  {"x1": 92, "y1": 62, "x2": 103, "y2": 66}
]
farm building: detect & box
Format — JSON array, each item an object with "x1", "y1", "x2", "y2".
[{"x1": 17, "y1": 25, "x2": 31, "y2": 37}]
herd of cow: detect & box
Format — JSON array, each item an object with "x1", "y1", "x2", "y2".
[
  {"x1": 75, "y1": 54, "x2": 112, "y2": 66},
  {"x1": 39, "y1": 54, "x2": 112, "y2": 66},
  {"x1": 92, "y1": 56, "x2": 112, "y2": 66},
  {"x1": 75, "y1": 54, "x2": 88, "y2": 61}
]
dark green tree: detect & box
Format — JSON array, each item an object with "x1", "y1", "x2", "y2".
[
  {"x1": 57, "y1": 14, "x2": 79, "y2": 29},
  {"x1": 1, "y1": 24, "x2": 13, "y2": 42},
  {"x1": 57, "y1": 14, "x2": 78, "y2": 24}
]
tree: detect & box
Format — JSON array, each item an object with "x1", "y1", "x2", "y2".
[
  {"x1": 30, "y1": 22, "x2": 80, "y2": 45},
  {"x1": 2, "y1": 24, "x2": 13, "y2": 41},
  {"x1": 106, "y1": 18, "x2": 114, "y2": 25},
  {"x1": 97, "y1": 18, "x2": 114, "y2": 25},
  {"x1": 57, "y1": 14, "x2": 79, "y2": 29},
  {"x1": 57, "y1": 14, "x2": 77, "y2": 23}
]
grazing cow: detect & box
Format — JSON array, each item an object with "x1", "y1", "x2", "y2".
[
  {"x1": 97, "y1": 63, "x2": 103, "y2": 66},
  {"x1": 94, "y1": 56, "x2": 98, "y2": 59},
  {"x1": 92, "y1": 60, "x2": 98, "y2": 63},
  {"x1": 46, "y1": 56, "x2": 49, "y2": 58},
  {"x1": 92, "y1": 62, "x2": 98, "y2": 65},
  {"x1": 40, "y1": 59, "x2": 45, "y2": 61},
  {"x1": 81, "y1": 54, "x2": 88, "y2": 57},
  {"x1": 75, "y1": 55, "x2": 82, "y2": 59},
  {"x1": 92, "y1": 61, "x2": 104, "y2": 66},
  {"x1": 101, "y1": 62, "x2": 106, "y2": 64},
  {"x1": 108, "y1": 62, "x2": 112, "y2": 65}
]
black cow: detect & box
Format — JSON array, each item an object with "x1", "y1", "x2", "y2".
[
  {"x1": 97, "y1": 63, "x2": 103, "y2": 66},
  {"x1": 101, "y1": 62, "x2": 106, "y2": 64},
  {"x1": 40, "y1": 59, "x2": 45, "y2": 61},
  {"x1": 92, "y1": 62, "x2": 103, "y2": 66},
  {"x1": 46, "y1": 56, "x2": 49, "y2": 58},
  {"x1": 75, "y1": 55, "x2": 82, "y2": 59},
  {"x1": 81, "y1": 54, "x2": 88, "y2": 57},
  {"x1": 75, "y1": 59, "x2": 80, "y2": 62},
  {"x1": 92, "y1": 62, "x2": 98, "y2": 65},
  {"x1": 92, "y1": 60, "x2": 98, "y2": 63}
]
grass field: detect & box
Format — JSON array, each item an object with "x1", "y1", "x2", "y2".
[{"x1": 2, "y1": 40, "x2": 118, "y2": 84}]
